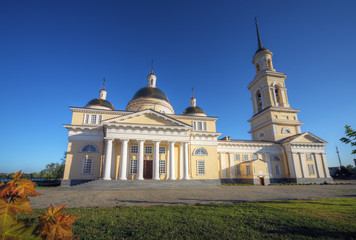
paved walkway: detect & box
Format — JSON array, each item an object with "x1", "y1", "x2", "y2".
[{"x1": 30, "y1": 183, "x2": 356, "y2": 209}]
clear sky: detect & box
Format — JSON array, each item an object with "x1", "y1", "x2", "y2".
[{"x1": 1, "y1": 0, "x2": 355, "y2": 173}]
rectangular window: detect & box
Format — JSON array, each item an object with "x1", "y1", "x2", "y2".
[
  {"x1": 235, "y1": 154, "x2": 240, "y2": 161},
  {"x1": 251, "y1": 154, "x2": 257, "y2": 160},
  {"x1": 82, "y1": 158, "x2": 93, "y2": 174},
  {"x1": 308, "y1": 164, "x2": 315, "y2": 175},
  {"x1": 192, "y1": 121, "x2": 207, "y2": 131},
  {"x1": 243, "y1": 154, "x2": 249, "y2": 161},
  {"x1": 98, "y1": 115, "x2": 102, "y2": 124},
  {"x1": 246, "y1": 166, "x2": 251, "y2": 175},
  {"x1": 275, "y1": 165, "x2": 281, "y2": 176},
  {"x1": 159, "y1": 160, "x2": 166, "y2": 174},
  {"x1": 131, "y1": 146, "x2": 138, "y2": 154},
  {"x1": 91, "y1": 115, "x2": 97, "y2": 124},
  {"x1": 130, "y1": 159, "x2": 137, "y2": 174},
  {"x1": 145, "y1": 146, "x2": 152, "y2": 154},
  {"x1": 159, "y1": 146, "x2": 166, "y2": 154},
  {"x1": 236, "y1": 165, "x2": 241, "y2": 175},
  {"x1": 306, "y1": 153, "x2": 312, "y2": 161},
  {"x1": 197, "y1": 160, "x2": 205, "y2": 175}
]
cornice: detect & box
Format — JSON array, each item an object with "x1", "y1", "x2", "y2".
[
  {"x1": 63, "y1": 124, "x2": 102, "y2": 130},
  {"x1": 248, "y1": 107, "x2": 301, "y2": 122}
]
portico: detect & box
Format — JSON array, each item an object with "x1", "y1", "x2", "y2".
[{"x1": 101, "y1": 110, "x2": 192, "y2": 181}]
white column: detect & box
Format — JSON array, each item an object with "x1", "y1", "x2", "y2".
[
  {"x1": 102, "y1": 138, "x2": 113, "y2": 180},
  {"x1": 137, "y1": 140, "x2": 145, "y2": 180},
  {"x1": 169, "y1": 141, "x2": 176, "y2": 180},
  {"x1": 118, "y1": 139, "x2": 129, "y2": 180},
  {"x1": 153, "y1": 141, "x2": 160, "y2": 180},
  {"x1": 183, "y1": 142, "x2": 189, "y2": 180},
  {"x1": 266, "y1": 154, "x2": 273, "y2": 178},
  {"x1": 299, "y1": 153, "x2": 308, "y2": 178},
  {"x1": 313, "y1": 153, "x2": 322, "y2": 178},
  {"x1": 321, "y1": 153, "x2": 331, "y2": 178},
  {"x1": 291, "y1": 152, "x2": 301, "y2": 178},
  {"x1": 179, "y1": 144, "x2": 183, "y2": 179},
  {"x1": 221, "y1": 153, "x2": 227, "y2": 178},
  {"x1": 229, "y1": 153, "x2": 235, "y2": 178}
]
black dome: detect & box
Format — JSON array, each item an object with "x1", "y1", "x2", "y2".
[
  {"x1": 183, "y1": 106, "x2": 206, "y2": 115},
  {"x1": 132, "y1": 86, "x2": 170, "y2": 102},
  {"x1": 85, "y1": 98, "x2": 115, "y2": 110}
]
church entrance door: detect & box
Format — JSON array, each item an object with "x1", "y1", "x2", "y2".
[{"x1": 143, "y1": 160, "x2": 153, "y2": 179}]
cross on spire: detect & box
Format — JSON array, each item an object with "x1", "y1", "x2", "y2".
[
  {"x1": 102, "y1": 77, "x2": 106, "y2": 90},
  {"x1": 151, "y1": 59, "x2": 154, "y2": 73},
  {"x1": 255, "y1": 16, "x2": 263, "y2": 50},
  {"x1": 192, "y1": 87, "x2": 194, "y2": 98}
]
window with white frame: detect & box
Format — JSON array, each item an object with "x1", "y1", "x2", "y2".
[
  {"x1": 193, "y1": 147, "x2": 208, "y2": 156},
  {"x1": 80, "y1": 144, "x2": 98, "y2": 153},
  {"x1": 159, "y1": 146, "x2": 166, "y2": 154},
  {"x1": 246, "y1": 166, "x2": 251, "y2": 175},
  {"x1": 130, "y1": 159, "x2": 137, "y2": 174},
  {"x1": 251, "y1": 154, "x2": 257, "y2": 160},
  {"x1": 236, "y1": 165, "x2": 241, "y2": 175},
  {"x1": 306, "y1": 154, "x2": 312, "y2": 161},
  {"x1": 272, "y1": 156, "x2": 281, "y2": 161},
  {"x1": 275, "y1": 165, "x2": 281, "y2": 176},
  {"x1": 192, "y1": 121, "x2": 207, "y2": 131},
  {"x1": 197, "y1": 160, "x2": 205, "y2": 175},
  {"x1": 82, "y1": 158, "x2": 93, "y2": 174},
  {"x1": 308, "y1": 164, "x2": 315, "y2": 175},
  {"x1": 145, "y1": 146, "x2": 152, "y2": 154},
  {"x1": 235, "y1": 154, "x2": 240, "y2": 161},
  {"x1": 83, "y1": 114, "x2": 103, "y2": 125},
  {"x1": 243, "y1": 154, "x2": 249, "y2": 161},
  {"x1": 131, "y1": 146, "x2": 138, "y2": 154},
  {"x1": 159, "y1": 160, "x2": 166, "y2": 174}
]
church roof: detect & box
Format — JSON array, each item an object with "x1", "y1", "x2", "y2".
[
  {"x1": 131, "y1": 86, "x2": 170, "y2": 102},
  {"x1": 85, "y1": 98, "x2": 115, "y2": 110},
  {"x1": 183, "y1": 106, "x2": 206, "y2": 115}
]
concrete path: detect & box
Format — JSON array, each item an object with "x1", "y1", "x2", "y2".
[{"x1": 30, "y1": 184, "x2": 356, "y2": 209}]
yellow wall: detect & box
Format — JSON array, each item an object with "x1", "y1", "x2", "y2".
[{"x1": 190, "y1": 145, "x2": 219, "y2": 179}]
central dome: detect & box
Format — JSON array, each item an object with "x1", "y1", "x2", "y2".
[
  {"x1": 132, "y1": 86, "x2": 169, "y2": 102},
  {"x1": 126, "y1": 71, "x2": 174, "y2": 114}
]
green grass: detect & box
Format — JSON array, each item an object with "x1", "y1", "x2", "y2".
[{"x1": 33, "y1": 198, "x2": 356, "y2": 239}]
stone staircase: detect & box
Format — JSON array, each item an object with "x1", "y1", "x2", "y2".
[{"x1": 61, "y1": 179, "x2": 221, "y2": 190}]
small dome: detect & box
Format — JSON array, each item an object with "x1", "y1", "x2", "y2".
[
  {"x1": 183, "y1": 106, "x2": 207, "y2": 116},
  {"x1": 131, "y1": 86, "x2": 170, "y2": 102},
  {"x1": 85, "y1": 98, "x2": 115, "y2": 110}
]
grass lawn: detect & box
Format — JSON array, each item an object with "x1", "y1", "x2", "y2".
[{"x1": 35, "y1": 198, "x2": 356, "y2": 239}]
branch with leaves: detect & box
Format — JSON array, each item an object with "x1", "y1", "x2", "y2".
[
  {"x1": 0, "y1": 171, "x2": 78, "y2": 239},
  {"x1": 340, "y1": 125, "x2": 356, "y2": 155}
]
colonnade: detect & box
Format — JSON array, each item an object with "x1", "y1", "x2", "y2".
[{"x1": 102, "y1": 138, "x2": 190, "y2": 180}]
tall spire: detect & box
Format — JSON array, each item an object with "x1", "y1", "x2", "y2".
[
  {"x1": 147, "y1": 60, "x2": 157, "y2": 87},
  {"x1": 255, "y1": 17, "x2": 263, "y2": 50},
  {"x1": 192, "y1": 87, "x2": 194, "y2": 98},
  {"x1": 190, "y1": 87, "x2": 196, "y2": 107},
  {"x1": 102, "y1": 77, "x2": 106, "y2": 90},
  {"x1": 151, "y1": 59, "x2": 154, "y2": 74}
]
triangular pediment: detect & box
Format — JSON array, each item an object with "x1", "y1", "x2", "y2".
[
  {"x1": 103, "y1": 109, "x2": 191, "y2": 128},
  {"x1": 289, "y1": 132, "x2": 327, "y2": 144}
]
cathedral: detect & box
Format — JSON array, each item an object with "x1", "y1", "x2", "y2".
[{"x1": 62, "y1": 22, "x2": 332, "y2": 187}]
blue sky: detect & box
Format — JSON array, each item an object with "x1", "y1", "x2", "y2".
[{"x1": 1, "y1": 0, "x2": 355, "y2": 173}]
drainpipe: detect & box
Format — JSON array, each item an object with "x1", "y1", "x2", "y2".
[{"x1": 281, "y1": 143, "x2": 291, "y2": 182}]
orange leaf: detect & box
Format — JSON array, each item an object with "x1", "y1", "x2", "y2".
[
  {"x1": 12, "y1": 179, "x2": 40, "y2": 200},
  {"x1": 39, "y1": 205, "x2": 79, "y2": 240},
  {"x1": 0, "y1": 198, "x2": 16, "y2": 234},
  {"x1": 11, "y1": 171, "x2": 23, "y2": 180}
]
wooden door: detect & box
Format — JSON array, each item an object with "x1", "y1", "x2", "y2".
[
  {"x1": 143, "y1": 160, "x2": 153, "y2": 179},
  {"x1": 259, "y1": 177, "x2": 265, "y2": 186}
]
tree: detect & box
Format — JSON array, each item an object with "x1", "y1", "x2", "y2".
[{"x1": 340, "y1": 125, "x2": 356, "y2": 154}]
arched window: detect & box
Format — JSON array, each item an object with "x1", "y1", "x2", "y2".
[
  {"x1": 281, "y1": 127, "x2": 292, "y2": 134},
  {"x1": 255, "y1": 63, "x2": 260, "y2": 73},
  {"x1": 193, "y1": 147, "x2": 208, "y2": 156},
  {"x1": 271, "y1": 156, "x2": 281, "y2": 161},
  {"x1": 274, "y1": 85, "x2": 282, "y2": 106},
  {"x1": 258, "y1": 131, "x2": 266, "y2": 138},
  {"x1": 256, "y1": 90, "x2": 263, "y2": 112},
  {"x1": 80, "y1": 144, "x2": 98, "y2": 153},
  {"x1": 267, "y1": 59, "x2": 272, "y2": 69}
]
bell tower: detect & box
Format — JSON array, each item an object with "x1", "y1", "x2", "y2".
[{"x1": 248, "y1": 18, "x2": 303, "y2": 142}]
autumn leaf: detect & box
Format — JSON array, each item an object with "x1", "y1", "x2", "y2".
[
  {"x1": 12, "y1": 180, "x2": 40, "y2": 200},
  {"x1": 1, "y1": 219, "x2": 40, "y2": 239},
  {"x1": 11, "y1": 171, "x2": 23, "y2": 180},
  {"x1": 38, "y1": 205, "x2": 79, "y2": 240}
]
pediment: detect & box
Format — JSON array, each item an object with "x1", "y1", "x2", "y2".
[
  {"x1": 103, "y1": 109, "x2": 191, "y2": 128},
  {"x1": 290, "y1": 132, "x2": 327, "y2": 144}
]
